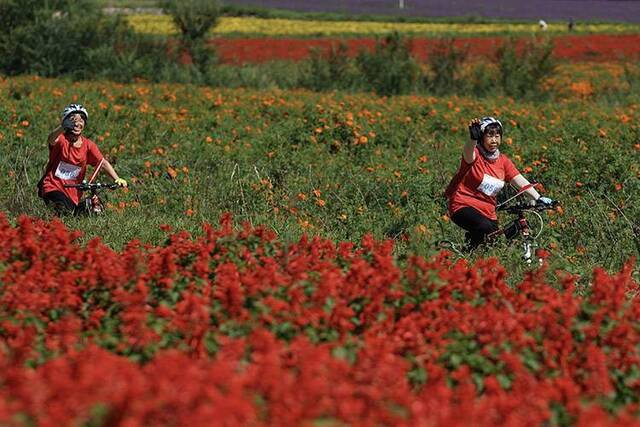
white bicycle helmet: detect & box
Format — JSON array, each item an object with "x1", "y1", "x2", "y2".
[
  {"x1": 61, "y1": 103, "x2": 89, "y2": 124},
  {"x1": 479, "y1": 116, "x2": 502, "y2": 134}
]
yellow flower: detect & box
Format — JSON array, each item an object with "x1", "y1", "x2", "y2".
[{"x1": 126, "y1": 15, "x2": 635, "y2": 37}]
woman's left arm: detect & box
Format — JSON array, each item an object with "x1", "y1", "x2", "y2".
[
  {"x1": 101, "y1": 159, "x2": 119, "y2": 180},
  {"x1": 510, "y1": 174, "x2": 541, "y2": 200},
  {"x1": 101, "y1": 159, "x2": 127, "y2": 187}
]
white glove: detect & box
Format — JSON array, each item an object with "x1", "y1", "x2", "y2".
[{"x1": 538, "y1": 196, "x2": 554, "y2": 206}]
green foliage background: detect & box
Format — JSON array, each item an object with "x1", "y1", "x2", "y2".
[
  {"x1": 0, "y1": 75, "x2": 638, "y2": 286},
  {"x1": 0, "y1": 0, "x2": 638, "y2": 286}
]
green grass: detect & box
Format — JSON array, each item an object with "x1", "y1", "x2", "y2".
[{"x1": 0, "y1": 75, "x2": 638, "y2": 286}]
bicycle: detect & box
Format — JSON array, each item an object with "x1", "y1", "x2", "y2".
[
  {"x1": 437, "y1": 198, "x2": 559, "y2": 264},
  {"x1": 64, "y1": 180, "x2": 119, "y2": 215},
  {"x1": 492, "y1": 198, "x2": 560, "y2": 264}
]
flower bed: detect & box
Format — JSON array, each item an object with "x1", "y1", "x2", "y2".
[
  {"x1": 0, "y1": 213, "x2": 638, "y2": 425},
  {"x1": 126, "y1": 15, "x2": 637, "y2": 37},
  {"x1": 210, "y1": 34, "x2": 640, "y2": 64}
]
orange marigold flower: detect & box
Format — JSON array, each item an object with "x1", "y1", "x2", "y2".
[{"x1": 570, "y1": 81, "x2": 593, "y2": 97}]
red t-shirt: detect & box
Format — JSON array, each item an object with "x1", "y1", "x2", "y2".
[
  {"x1": 445, "y1": 147, "x2": 520, "y2": 220},
  {"x1": 41, "y1": 134, "x2": 104, "y2": 205}
]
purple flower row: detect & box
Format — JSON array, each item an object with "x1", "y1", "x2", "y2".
[{"x1": 224, "y1": 0, "x2": 640, "y2": 24}]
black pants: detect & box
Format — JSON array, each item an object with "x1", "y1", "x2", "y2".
[
  {"x1": 42, "y1": 191, "x2": 84, "y2": 215},
  {"x1": 451, "y1": 207, "x2": 499, "y2": 250}
]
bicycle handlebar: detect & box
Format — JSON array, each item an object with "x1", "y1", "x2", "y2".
[
  {"x1": 497, "y1": 199, "x2": 559, "y2": 214},
  {"x1": 63, "y1": 181, "x2": 119, "y2": 191}
]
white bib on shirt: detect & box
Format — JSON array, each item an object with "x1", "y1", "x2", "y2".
[
  {"x1": 477, "y1": 174, "x2": 504, "y2": 197},
  {"x1": 55, "y1": 160, "x2": 82, "y2": 181}
]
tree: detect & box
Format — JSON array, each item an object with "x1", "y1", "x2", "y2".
[{"x1": 162, "y1": 0, "x2": 221, "y2": 71}]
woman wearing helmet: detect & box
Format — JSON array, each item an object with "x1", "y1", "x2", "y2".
[
  {"x1": 38, "y1": 103, "x2": 127, "y2": 214},
  {"x1": 444, "y1": 117, "x2": 554, "y2": 249}
]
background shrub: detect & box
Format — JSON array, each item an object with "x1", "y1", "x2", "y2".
[
  {"x1": 424, "y1": 38, "x2": 469, "y2": 95},
  {"x1": 496, "y1": 36, "x2": 556, "y2": 98},
  {"x1": 0, "y1": 5, "x2": 560, "y2": 99},
  {"x1": 302, "y1": 43, "x2": 357, "y2": 91},
  {"x1": 355, "y1": 32, "x2": 421, "y2": 96},
  {"x1": 0, "y1": 0, "x2": 132, "y2": 78}
]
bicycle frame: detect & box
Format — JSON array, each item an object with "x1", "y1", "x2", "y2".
[
  {"x1": 499, "y1": 211, "x2": 535, "y2": 263},
  {"x1": 63, "y1": 181, "x2": 118, "y2": 215},
  {"x1": 493, "y1": 200, "x2": 556, "y2": 264}
]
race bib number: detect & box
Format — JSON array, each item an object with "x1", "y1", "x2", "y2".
[
  {"x1": 54, "y1": 161, "x2": 82, "y2": 181},
  {"x1": 477, "y1": 174, "x2": 504, "y2": 197}
]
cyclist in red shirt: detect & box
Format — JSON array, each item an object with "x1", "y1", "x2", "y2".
[
  {"x1": 38, "y1": 104, "x2": 127, "y2": 214},
  {"x1": 445, "y1": 117, "x2": 554, "y2": 249}
]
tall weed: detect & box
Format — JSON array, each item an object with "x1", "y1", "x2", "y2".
[
  {"x1": 496, "y1": 36, "x2": 556, "y2": 98},
  {"x1": 424, "y1": 38, "x2": 469, "y2": 95},
  {"x1": 302, "y1": 43, "x2": 355, "y2": 91},
  {"x1": 623, "y1": 62, "x2": 640, "y2": 91},
  {"x1": 355, "y1": 32, "x2": 421, "y2": 96}
]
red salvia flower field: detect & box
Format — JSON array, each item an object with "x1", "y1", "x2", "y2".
[
  {"x1": 211, "y1": 34, "x2": 640, "y2": 64},
  {"x1": 1, "y1": 213, "x2": 638, "y2": 425}
]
